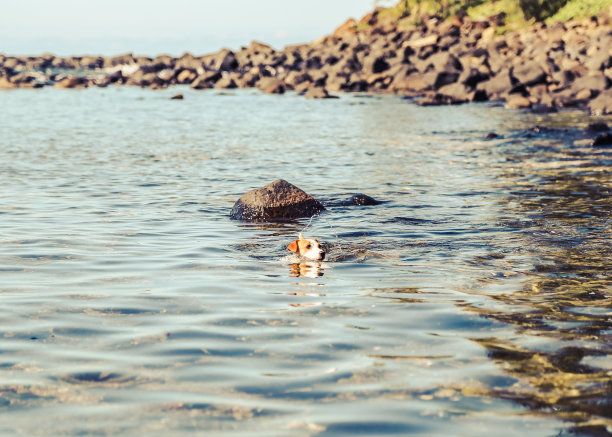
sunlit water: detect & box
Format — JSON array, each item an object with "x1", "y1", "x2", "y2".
[{"x1": 0, "y1": 87, "x2": 610, "y2": 436}]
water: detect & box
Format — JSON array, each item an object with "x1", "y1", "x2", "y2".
[{"x1": 0, "y1": 87, "x2": 610, "y2": 436}]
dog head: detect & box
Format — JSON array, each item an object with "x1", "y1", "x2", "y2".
[{"x1": 287, "y1": 233, "x2": 325, "y2": 261}]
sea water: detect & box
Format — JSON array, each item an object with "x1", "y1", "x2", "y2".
[{"x1": 0, "y1": 87, "x2": 610, "y2": 436}]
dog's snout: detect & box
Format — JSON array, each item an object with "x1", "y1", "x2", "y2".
[{"x1": 320, "y1": 252, "x2": 326, "y2": 260}]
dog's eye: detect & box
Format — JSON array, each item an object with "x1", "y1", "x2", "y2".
[{"x1": 306, "y1": 244, "x2": 311, "y2": 249}]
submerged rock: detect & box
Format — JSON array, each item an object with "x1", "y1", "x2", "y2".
[
  {"x1": 343, "y1": 194, "x2": 380, "y2": 206},
  {"x1": 592, "y1": 132, "x2": 612, "y2": 147},
  {"x1": 304, "y1": 86, "x2": 338, "y2": 99},
  {"x1": 586, "y1": 121, "x2": 609, "y2": 132},
  {"x1": 230, "y1": 179, "x2": 325, "y2": 221}
]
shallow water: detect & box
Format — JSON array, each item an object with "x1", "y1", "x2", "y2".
[{"x1": 0, "y1": 87, "x2": 610, "y2": 436}]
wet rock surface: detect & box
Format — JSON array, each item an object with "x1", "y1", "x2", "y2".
[
  {"x1": 230, "y1": 179, "x2": 325, "y2": 221},
  {"x1": 592, "y1": 132, "x2": 612, "y2": 146},
  {"x1": 341, "y1": 194, "x2": 381, "y2": 206},
  {"x1": 1, "y1": 8, "x2": 611, "y2": 114}
]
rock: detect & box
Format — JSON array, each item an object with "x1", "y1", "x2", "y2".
[
  {"x1": 309, "y1": 69, "x2": 328, "y2": 87},
  {"x1": 478, "y1": 69, "x2": 514, "y2": 99},
  {"x1": 170, "y1": 94, "x2": 184, "y2": 100},
  {"x1": 333, "y1": 18, "x2": 357, "y2": 39},
  {"x1": 512, "y1": 62, "x2": 547, "y2": 86},
  {"x1": 190, "y1": 71, "x2": 221, "y2": 89},
  {"x1": 202, "y1": 49, "x2": 239, "y2": 72},
  {"x1": 215, "y1": 75, "x2": 238, "y2": 89},
  {"x1": 419, "y1": 91, "x2": 466, "y2": 106},
  {"x1": 437, "y1": 82, "x2": 472, "y2": 103},
  {"x1": 326, "y1": 72, "x2": 347, "y2": 92},
  {"x1": 241, "y1": 68, "x2": 261, "y2": 87},
  {"x1": 530, "y1": 103, "x2": 558, "y2": 113},
  {"x1": 424, "y1": 71, "x2": 460, "y2": 90},
  {"x1": 93, "y1": 77, "x2": 111, "y2": 87},
  {"x1": 176, "y1": 69, "x2": 197, "y2": 84},
  {"x1": 458, "y1": 68, "x2": 490, "y2": 88},
  {"x1": 367, "y1": 55, "x2": 391, "y2": 74},
  {"x1": 587, "y1": 121, "x2": 609, "y2": 132},
  {"x1": 157, "y1": 69, "x2": 175, "y2": 82},
  {"x1": 174, "y1": 53, "x2": 204, "y2": 71},
  {"x1": 340, "y1": 194, "x2": 381, "y2": 206},
  {"x1": 9, "y1": 72, "x2": 37, "y2": 85},
  {"x1": 257, "y1": 77, "x2": 285, "y2": 94},
  {"x1": 138, "y1": 61, "x2": 168, "y2": 74},
  {"x1": 284, "y1": 71, "x2": 311, "y2": 86},
  {"x1": 103, "y1": 53, "x2": 136, "y2": 68},
  {"x1": 570, "y1": 73, "x2": 609, "y2": 94},
  {"x1": 190, "y1": 76, "x2": 214, "y2": 89},
  {"x1": 230, "y1": 179, "x2": 325, "y2": 221},
  {"x1": 584, "y1": 50, "x2": 612, "y2": 71},
  {"x1": 239, "y1": 41, "x2": 277, "y2": 67},
  {"x1": 592, "y1": 132, "x2": 612, "y2": 146},
  {"x1": 505, "y1": 95, "x2": 532, "y2": 109},
  {"x1": 426, "y1": 52, "x2": 463, "y2": 74},
  {"x1": 78, "y1": 56, "x2": 104, "y2": 69},
  {"x1": 392, "y1": 72, "x2": 430, "y2": 92},
  {"x1": 404, "y1": 34, "x2": 439, "y2": 49},
  {"x1": 54, "y1": 77, "x2": 88, "y2": 89},
  {"x1": 589, "y1": 89, "x2": 612, "y2": 115},
  {"x1": 0, "y1": 77, "x2": 16, "y2": 89},
  {"x1": 304, "y1": 87, "x2": 338, "y2": 99},
  {"x1": 106, "y1": 70, "x2": 124, "y2": 84}
]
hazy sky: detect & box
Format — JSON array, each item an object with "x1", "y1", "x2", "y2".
[{"x1": 1, "y1": 0, "x2": 378, "y2": 56}]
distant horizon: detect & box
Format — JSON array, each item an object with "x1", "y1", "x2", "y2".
[{"x1": 1, "y1": 0, "x2": 378, "y2": 57}]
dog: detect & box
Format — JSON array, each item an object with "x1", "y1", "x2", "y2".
[{"x1": 286, "y1": 233, "x2": 325, "y2": 261}]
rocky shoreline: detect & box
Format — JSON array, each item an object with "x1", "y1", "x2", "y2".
[{"x1": 1, "y1": 7, "x2": 612, "y2": 115}]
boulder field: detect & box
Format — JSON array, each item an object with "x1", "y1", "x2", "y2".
[{"x1": 1, "y1": 8, "x2": 611, "y2": 114}]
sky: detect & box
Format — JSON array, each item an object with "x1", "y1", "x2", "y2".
[{"x1": 1, "y1": 0, "x2": 380, "y2": 56}]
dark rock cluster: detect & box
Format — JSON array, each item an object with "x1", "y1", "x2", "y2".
[{"x1": 1, "y1": 7, "x2": 611, "y2": 113}]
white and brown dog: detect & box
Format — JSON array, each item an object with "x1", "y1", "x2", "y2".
[{"x1": 286, "y1": 233, "x2": 325, "y2": 261}]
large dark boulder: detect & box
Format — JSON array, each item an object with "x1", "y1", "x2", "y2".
[{"x1": 230, "y1": 179, "x2": 325, "y2": 221}]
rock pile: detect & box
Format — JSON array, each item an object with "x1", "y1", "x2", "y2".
[{"x1": 1, "y1": 7, "x2": 611, "y2": 113}]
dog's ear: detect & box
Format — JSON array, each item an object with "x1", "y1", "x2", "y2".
[{"x1": 287, "y1": 240, "x2": 299, "y2": 253}]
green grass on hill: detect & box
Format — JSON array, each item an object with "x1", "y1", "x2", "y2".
[
  {"x1": 466, "y1": 0, "x2": 527, "y2": 31},
  {"x1": 376, "y1": 0, "x2": 611, "y2": 30},
  {"x1": 549, "y1": 0, "x2": 611, "y2": 22}
]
